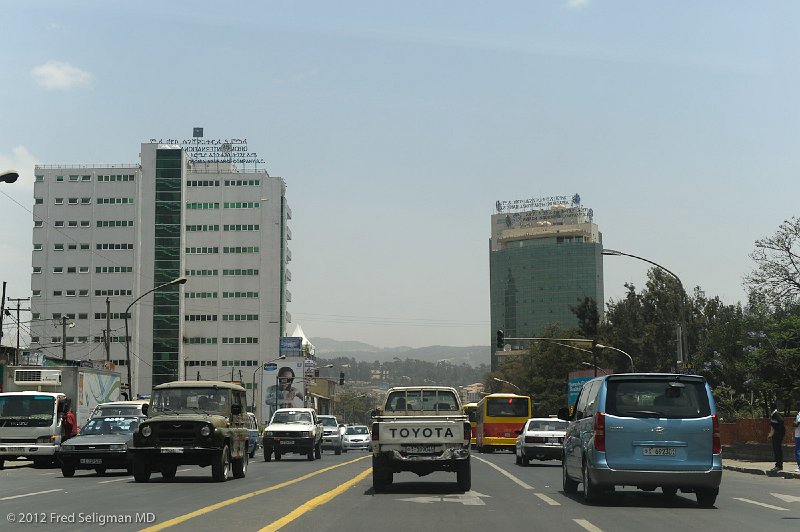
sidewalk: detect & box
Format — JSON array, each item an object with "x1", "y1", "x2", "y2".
[{"x1": 723, "y1": 458, "x2": 800, "y2": 479}]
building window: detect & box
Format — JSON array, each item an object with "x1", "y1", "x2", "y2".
[
  {"x1": 80, "y1": 243, "x2": 90, "y2": 250},
  {"x1": 53, "y1": 291, "x2": 62, "y2": 297},
  {"x1": 68, "y1": 244, "x2": 77, "y2": 250},
  {"x1": 80, "y1": 220, "x2": 90, "y2": 227},
  {"x1": 54, "y1": 198, "x2": 64, "y2": 205},
  {"x1": 78, "y1": 313, "x2": 88, "y2": 319},
  {"x1": 79, "y1": 290, "x2": 89, "y2": 297},
  {"x1": 69, "y1": 175, "x2": 79, "y2": 182},
  {"x1": 34, "y1": 220, "x2": 44, "y2": 228},
  {"x1": 53, "y1": 267, "x2": 63, "y2": 274},
  {"x1": 33, "y1": 267, "x2": 42, "y2": 274},
  {"x1": 68, "y1": 198, "x2": 78, "y2": 205},
  {"x1": 66, "y1": 290, "x2": 76, "y2": 297},
  {"x1": 54, "y1": 221, "x2": 64, "y2": 227},
  {"x1": 35, "y1": 198, "x2": 43, "y2": 205},
  {"x1": 56, "y1": 175, "x2": 64, "y2": 182},
  {"x1": 33, "y1": 243, "x2": 42, "y2": 251},
  {"x1": 81, "y1": 197, "x2": 91, "y2": 204},
  {"x1": 68, "y1": 221, "x2": 78, "y2": 227},
  {"x1": 32, "y1": 290, "x2": 41, "y2": 297},
  {"x1": 35, "y1": 175, "x2": 44, "y2": 182},
  {"x1": 54, "y1": 244, "x2": 64, "y2": 251},
  {"x1": 67, "y1": 267, "x2": 76, "y2": 273},
  {"x1": 79, "y1": 266, "x2": 89, "y2": 273}
]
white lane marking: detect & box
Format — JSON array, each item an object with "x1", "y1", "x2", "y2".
[
  {"x1": 472, "y1": 456, "x2": 534, "y2": 489},
  {"x1": 0, "y1": 488, "x2": 63, "y2": 501},
  {"x1": 535, "y1": 493, "x2": 560, "y2": 506},
  {"x1": 771, "y1": 492, "x2": 800, "y2": 503},
  {"x1": 39, "y1": 472, "x2": 57, "y2": 476},
  {"x1": 733, "y1": 497, "x2": 789, "y2": 511},
  {"x1": 99, "y1": 477, "x2": 132, "y2": 484},
  {"x1": 398, "y1": 491, "x2": 490, "y2": 506},
  {"x1": 574, "y1": 518, "x2": 603, "y2": 532}
]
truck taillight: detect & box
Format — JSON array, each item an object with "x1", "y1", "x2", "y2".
[
  {"x1": 594, "y1": 412, "x2": 605, "y2": 452},
  {"x1": 371, "y1": 422, "x2": 379, "y2": 442},
  {"x1": 464, "y1": 421, "x2": 471, "y2": 441},
  {"x1": 711, "y1": 414, "x2": 721, "y2": 454}
]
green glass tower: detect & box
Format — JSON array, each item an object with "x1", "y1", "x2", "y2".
[{"x1": 489, "y1": 195, "x2": 603, "y2": 370}]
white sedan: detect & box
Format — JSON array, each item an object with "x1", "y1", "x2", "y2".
[
  {"x1": 342, "y1": 425, "x2": 372, "y2": 451},
  {"x1": 514, "y1": 418, "x2": 568, "y2": 466}
]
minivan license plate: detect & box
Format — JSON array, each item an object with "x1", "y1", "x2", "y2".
[
  {"x1": 80, "y1": 458, "x2": 102, "y2": 464},
  {"x1": 160, "y1": 447, "x2": 184, "y2": 454},
  {"x1": 643, "y1": 447, "x2": 676, "y2": 456}
]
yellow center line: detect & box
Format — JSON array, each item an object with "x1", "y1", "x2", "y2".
[
  {"x1": 259, "y1": 468, "x2": 372, "y2": 532},
  {"x1": 139, "y1": 455, "x2": 369, "y2": 532}
]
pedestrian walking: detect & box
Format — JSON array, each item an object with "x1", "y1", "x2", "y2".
[
  {"x1": 794, "y1": 400, "x2": 800, "y2": 473},
  {"x1": 768, "y1": 401, "x2": 785, "y2": 472}
]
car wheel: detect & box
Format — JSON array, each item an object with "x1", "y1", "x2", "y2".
[
  {"x1": 582, "y1": 461, "x2": 601, "y2": 503},
  {"x1": 307, "y1": 447, "x2": 315, "y2": 461},
  {"x1": 457, "y1": 459, "x2": 471, "y2": 492},
  {"x1": 233, "y1": 449, "x2": 248, "y2": 479},
  {"x1": 372, "y1": 455, "x2": 391, "y2": 493},
  {"x1": 315, "y1": 443, "x2": 322, "y2": 459},
  {"x1": 249, "y1": 442, "x2": 257, "y2": 459},
  {"x1": 522, "y1": 454, "x2": 530, "y2": 467},
  {"x1": 212, "y1": 444, "x2": 231, "y2": 482},
  {"x1": 0, "y1": 458, "x2": 5, "y2": 470},
  {"x1": 695, "y1": 488, "x2": 718, "y2": 508},
  {"x1": 133, "y1": 456, "x2": 151, "y2": 483},
  {"x1": 263, "y1": 447, "x2": 272, "y2": 462},
  {"x1": 562, "y1": 459, "x2": 578, "y2": 494},
  {"x1": 161, "y1": 463, "x2": 177, "y2": 480},
  {"x1": 95, "y1": 467, "x2": 106, "y2": 476},
  {"x1": 61, "y1": 465, "x2": 76, "y2": 478}
]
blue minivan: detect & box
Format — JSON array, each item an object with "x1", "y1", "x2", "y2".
[{"x1": 560, "y1": 373, "x2": 722, "y2": 507}]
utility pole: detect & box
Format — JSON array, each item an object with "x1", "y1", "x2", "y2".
[
  {"x1": 62, "y1": 316, "x2": 67, "y2": 360},
  {"x1": 0, "y1": 281, "x2": 6, "y2": 352},
  {"x1": 8, "y1": 297, "x2": 31, "y2": 365},
  {"x1": 105, "y1": 297, "x2": 111, "y2": 362}
]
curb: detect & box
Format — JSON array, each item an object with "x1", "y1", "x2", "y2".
[{"x1": 723, "y1": 464, "x2": 800, "y2": 479}]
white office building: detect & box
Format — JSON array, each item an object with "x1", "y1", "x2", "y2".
[{"x1": 30, "y1": 141, "x2": 292, "y2": 402}]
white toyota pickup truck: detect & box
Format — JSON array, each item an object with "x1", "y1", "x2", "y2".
[{"x1": 370, "y1": 386, "x2": 471, "y2": 492}]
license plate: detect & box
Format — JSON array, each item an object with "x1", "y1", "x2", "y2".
[
  {"x1": 643, "y1": 447, "x2": 676, "y2": 456},
  {"x1": 7, "y1": 447, "x2": 25, "y2": 452},
  {"x1": 280, "y1": 440, "x2": 295, "y2": 445},
  {"x1": 404, "y1": 445, "x2": 434, "y2": 454},
  {"x1": 547, "y1": 437, "x2": 560, "y2": 444},
  {"x1": 80, "y1": 458, "x2": 103, "y2": 464},
  {"x1": 160, "y1": 447, "x2": 184, "y2": 454}
]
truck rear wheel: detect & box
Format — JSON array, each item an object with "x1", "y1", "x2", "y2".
[
  {"x1": 457, "y1": 460, "x2": 471, "y2": 492},
  {"x1": 372, "y1": 455, "x2": 392, "y2": 493},
  {"x1": 61, "y1": 465, "x2": 76, "y2": 478},
  {"x1": 263, "y1": 447, "x2": 272, "y2": 462},
  {"x1": 232, "y1": 450, "x2": 248, "y2": 478}
]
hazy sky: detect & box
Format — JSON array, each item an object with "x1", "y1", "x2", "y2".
[{"x1": 1, "y1": 1, "x2": 798, "y2": 349}]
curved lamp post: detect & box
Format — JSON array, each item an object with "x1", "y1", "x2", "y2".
[
  {"x1": 124, "y1": 276, "x2": 187, "y2": 398},
  {"x1": 492, "y1": 377, "x2": 521, "y2": 393},
  {"x1": 602, "y1": 248, "x2": 688, "y2": 367},
  {"x1": 1, "y1": 170, "x2": 19, "y2": 183},
  {"x1": 595, "y1": 344, "x2": 635, "y2": 372}
]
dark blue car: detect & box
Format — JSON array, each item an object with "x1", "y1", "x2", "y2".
[{"x1": 247, "y1": 412, "x2": 260, "y2": 458}]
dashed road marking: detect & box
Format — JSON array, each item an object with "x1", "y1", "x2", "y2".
[
  {"x1": 1, "y1": 488, "x2": 63, "y2": 500},
  {"x1": 535, "y1": 493, "x2": 560, "y2": 506},
  {"x1": 574, "y1": 518, "x2": 603, "y2": 532},
  {"x1": 732, "y1": 497, "x2": 789, "y2": 511},
  {"x1": 473, "y1": 456, "x2": 534, "y2": 489}
]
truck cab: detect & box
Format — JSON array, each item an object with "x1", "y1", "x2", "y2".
[{"x1": 0, "y1": 391, "x2": 67, "y2": 469}]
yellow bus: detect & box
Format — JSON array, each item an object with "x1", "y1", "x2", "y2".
[
  {"x1": 475, "y1": 393, "x2": 531, "y2": 453},
  {"x1": 463, "y1": 402, "x2": 478, "y2": 446}
]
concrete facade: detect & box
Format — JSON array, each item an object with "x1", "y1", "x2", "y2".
[{"x1": 29, "y1": 142, "x2": 291, "y2": 406}]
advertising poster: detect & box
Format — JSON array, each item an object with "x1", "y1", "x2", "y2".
[{"x1": 262, "y1": 354, "x2": 306, "y2": 422}]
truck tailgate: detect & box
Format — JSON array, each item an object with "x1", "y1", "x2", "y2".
[{"x1": 378, "y1": 417, "x2": 466, "y2": 445}]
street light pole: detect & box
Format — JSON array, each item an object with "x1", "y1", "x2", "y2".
[
  {"x1": 492, "y1": 377, "x2": 522, "y2": 393},
  {"x1": 596, "y1": 344, "x2": 634, "y2": 372},
  {"x1": 124, "y1": 276, "x2": 187, "y2": 399},
  {"x1": 602, "y1": 248, "x2": 689, "y2": 368}
]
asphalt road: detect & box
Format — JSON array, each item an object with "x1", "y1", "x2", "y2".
[{"x1": 2, "y1": 450, "x2": 799, "y2": 531}]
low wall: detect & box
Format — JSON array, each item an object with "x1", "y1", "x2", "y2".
[{"x1": 719, "y1": 418, "x2": 794, "y2": 447}]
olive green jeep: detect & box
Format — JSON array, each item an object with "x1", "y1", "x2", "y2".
[{"x1": 130, "y1": 381, "x2": 249, "y2": 482}]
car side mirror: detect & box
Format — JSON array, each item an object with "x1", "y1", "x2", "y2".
[
  {"x1": 231, "y1": 404, "x2": 242, "y2": 415},
  {"x1": 556, "y1": 406, "x2": 570, "y2": 421},
  {"x1": 141, "y1": 404, "x2": 149, "y2": 416},
  {"x1": 370, "y1": 409, "x2": 379, "y2": 418}
]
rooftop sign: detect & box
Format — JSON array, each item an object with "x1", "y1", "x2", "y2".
[
  {"x1": 148, "y1": 137, "x2": 266, "y2": 165},
  {"x1": 496, "y1": 193, "x2": 581, "y2": 213}
]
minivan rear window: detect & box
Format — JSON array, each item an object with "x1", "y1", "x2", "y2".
[{"x1": 605, "y1": 378, "x2": 710, "y2": 419}]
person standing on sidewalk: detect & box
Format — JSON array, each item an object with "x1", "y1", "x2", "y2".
[
  {"x1": 794, "y1": 400, "x2": 800, "y2": 473},
  {"x1": 768, "y1": 402, "x2": 785, "y2": 473}
]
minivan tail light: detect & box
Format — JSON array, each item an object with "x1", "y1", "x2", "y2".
[
  {"x1": 594, "y1": 412, "x2": 605, "y2": 452},
  {"x1": 711, "y1": 414, "x2": 721, "y2": 454},
  {"x1": 371, "y1": 422, "x2": 379, "y2": 442}
]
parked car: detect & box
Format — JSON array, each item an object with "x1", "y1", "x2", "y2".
[
  {"x1": 342, "y1": 424, "x2": 371, "y2": 451},
  {"x1": 247, "y1": 412, "x2": 260, "y2": 458},
  {"x1": 514, "y1": 418, "x2": 567, "y2": 465},
  {"x1": 318, "y1": 414, "x2": 343, "y2": 455},
  {"x1": 560, "y1": 373, "x2": 722, "y2": 507},
  {"x1": 56, "y1": 415, "x2": 145, "y2": 477}
]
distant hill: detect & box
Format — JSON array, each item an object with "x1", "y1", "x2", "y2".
[{"x1": 310, "y1": 337, "x2": 489, "y2": 367}]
